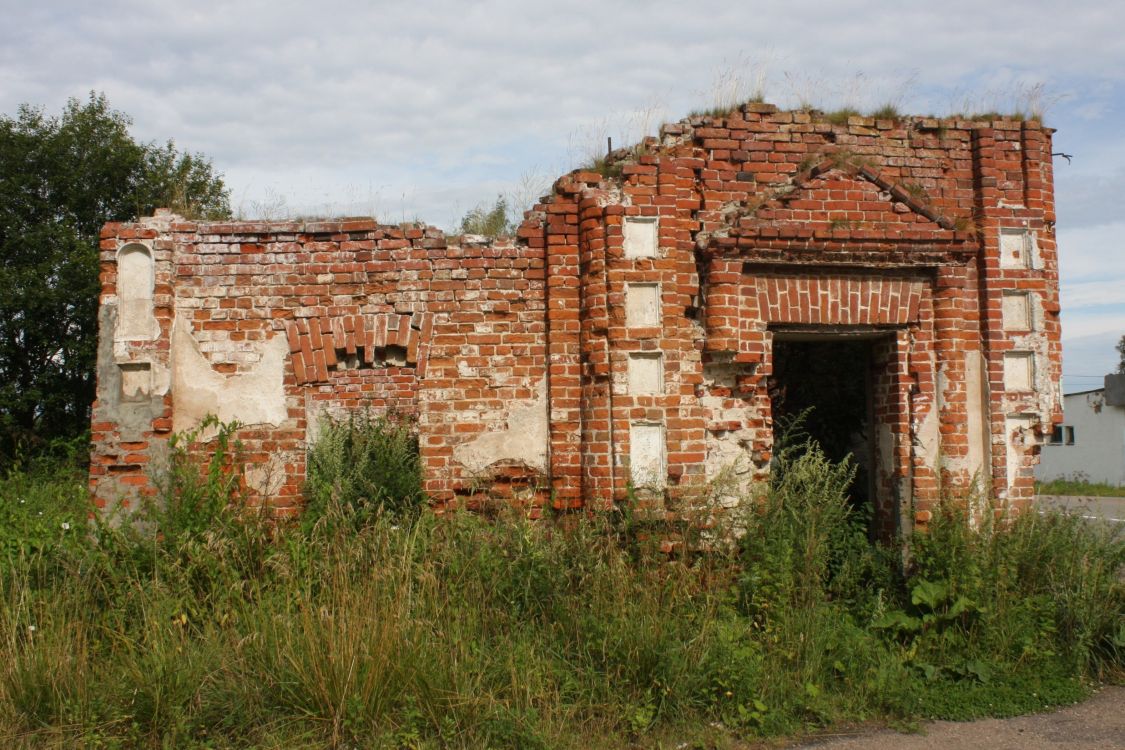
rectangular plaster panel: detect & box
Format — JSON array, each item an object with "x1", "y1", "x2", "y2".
[
  {"x1": 628, "y1": 352, "x2": 663, "y2": 394},
  {"x1": 623, "y1": 217, "x2": 658, "y2": 258},
  {"x1": 1003, "y1": 352, "x2": 1035, "y2": 391},
  {"x1": 1005, "y1": 414, "x2": 1035, "y2": 490},
  {"x1": 115, "y1": 245, "x2": 157, "y2": 340},
  {"x1": 999, "y1": 228, "x2": 1035, "y2": 269},
  {"x1": 119, "y1": 363, "x2": 152, "y2": 400},
  {"x1": 625, "y1": 283, "x2": 661, "y2": 328},
  {"x1": 1001, "y1": 292, "x2": 1032, "y2": 332},
  {"x1": 630, "y1": 422, "x2": 666, "y2": 489},
  {"x1": 965, "y1": 350, "x2": 992, "y2": 492}
]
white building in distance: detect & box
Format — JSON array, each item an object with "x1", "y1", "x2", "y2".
[{"x1": 1036, "y1": 374, "x2": 1125, "y2": 487}]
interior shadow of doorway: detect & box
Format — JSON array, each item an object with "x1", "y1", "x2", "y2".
[{"x1": 770, "y1": 332, "x2": 887, "y2": 538}]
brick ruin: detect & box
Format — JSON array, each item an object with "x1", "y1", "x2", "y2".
[{"x1": 90, "y1": 103, "x2": 1062, "y2": 536}]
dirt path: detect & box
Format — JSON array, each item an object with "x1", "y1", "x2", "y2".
[{"x1": 787, "y1": 686, "x2": 1124, "y2": 749}]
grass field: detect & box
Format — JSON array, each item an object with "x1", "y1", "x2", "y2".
[
  {"x1": 0, "y1": 419, "x2": 1121, "y2": 748},
  {"x1": 1036, "y1": 477, "x2": 1125, "y2": 498}
]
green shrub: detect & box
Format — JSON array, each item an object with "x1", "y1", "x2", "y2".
[
  {"x1": 149, "y1": 414, "x2": 246, "y2": 540},
  {"x1": 458, "y1": 194, "x2": 513, "y2": 238},
  {"x1": 303, "y1": 411, "x2": 424, "y2": 529},
  {"x1": 0, "y1": 440, "x2": 89, "y2": 562}
]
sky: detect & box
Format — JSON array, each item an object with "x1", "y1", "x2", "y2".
[{"x1": 1, "y1": 0, "x2": 1121, "y2": 393}]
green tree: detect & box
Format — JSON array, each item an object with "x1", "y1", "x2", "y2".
[
  {"x1": 0, "y1": 93, "x2": 230, "y2": 458},
  {"x1": 458, "y1": 194, "x2": 512, "y2": 238},
  {"x1": 1117, "y1": 334, "x2": 1125, "y2": 375}
]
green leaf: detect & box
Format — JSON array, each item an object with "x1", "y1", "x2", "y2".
[
  {"x1": 910, "y1": 578, "x2": 951, "y2": 610},
  {"x1": 872, "y1": 610, "x2": 922, "y2": 632}
]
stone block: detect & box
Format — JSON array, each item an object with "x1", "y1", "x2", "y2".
[
  {"x1": 630, "y1": 422, "x2": 666, "y2": 489},
  {"x1": 1003, "y1": 351, "x2": 1034, "y2": 391}
]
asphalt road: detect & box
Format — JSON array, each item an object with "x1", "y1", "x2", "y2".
[
  {"x1": 787, "y1": 686, "x2": 1125, "y2": 749},
  {"x1": 1036, "y1": 495, "x2": 1125, "y2": 525}
]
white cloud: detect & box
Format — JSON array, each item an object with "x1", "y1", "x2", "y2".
[
  {"x1": 1060, "y1": 308, "x2": 1125, "y2": 340},
  {"x1": 4, "y1": 0, "x2": 1123, "y2": 387},
  {"x1": 1057, "y1": 222, "x2": 1125, "y2": 285},
  {"x1": 1061, "y1": 330, "x2": 1121, "y2": 394},
  {"x1": 1062, "y1": 280, "x2": 1125, "y2": 310},
  {"x1": 2, "y1": 0, "x2": 1124, "y2": 239}
]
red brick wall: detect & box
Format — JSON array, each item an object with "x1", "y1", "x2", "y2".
[{"x1": 92, "y1": 104, "x2": 1061, "y2": 531}]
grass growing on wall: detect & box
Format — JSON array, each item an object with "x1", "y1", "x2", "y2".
[{"x1": 0, "y1": 421, "x2": 1122, "y2": 748}]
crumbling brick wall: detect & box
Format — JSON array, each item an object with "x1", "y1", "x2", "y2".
[{"x1": 91, "y1": 103, "x2": 1061, "y2": 532}]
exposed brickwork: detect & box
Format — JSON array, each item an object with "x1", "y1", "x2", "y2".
[{"x1": 91, "y1": 104, "x2": 1062, "y2": 533}]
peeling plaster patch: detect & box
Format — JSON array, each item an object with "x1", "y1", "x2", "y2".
[
  {"x1": 700, "y1": 360, "x2": 764, "y2": 496},
  {"x1": 913, "y1": 398, "x2": 941, "y2": 474},
  {"x1": 704, "y1": 431, "x2": 755, "y2": 506},
  {"x1": 964, "y1": 350, "x2": 991, "y2": 490},
  {"x1": 120, "y1": 363, "x2": 152, "y2": 400},
  {"x1": 1005, "y1": 415, "x2": 1036, "y2": 494},
  {"x1": 623, "y1": 217, "x2": 658, "y2": 258},
  {"x1": 304, "y1": 399, "x2": 354, "y2": 446},
  {"x1": 452, "y1": 378, "x2": 547, "y2": 473},
  {"x1": 171, "y1": 313, "x2": 288, "y2": 432},
  {"x1": 875, "y1": 419, "x2": 909, "y2": 536},
  {"x1": 245, "y1": 452, "x2": 290, "y2": 497}
]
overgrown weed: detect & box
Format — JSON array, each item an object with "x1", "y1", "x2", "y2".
[{"x1": 0, "y1": 420, "x2": 1120, "y2": 747}]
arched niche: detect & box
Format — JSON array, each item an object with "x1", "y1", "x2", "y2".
[{"x1": 115, "y1": 244, "x2": 156, "y2": 340}]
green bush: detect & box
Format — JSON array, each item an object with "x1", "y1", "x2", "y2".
[
  {"x1": 0, "y1": 458, "x2": 88, "y2": 562},
  {"x1": 303, "y1": 411, "x2": 424, "y2": 529}
]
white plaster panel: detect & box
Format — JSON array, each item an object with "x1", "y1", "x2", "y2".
[
  {"x1": 120, "y1": 363, "x2": 152, "y2": 399},
  {"x1": 964, "y1": 350, "x2": 992, "y2": 491},
  {"x1": 628, "y1": 352, "x2": 663, "y2": 394},
  {"x1": 625, "y1": 283, "x2": 661, "y2": 328},
  {"x1": 1001, "y1": 292, "x2": 1032, "y2": 332},
  {"x1": 1005, "y1": 415, "x2": 1035, "y2": 490},
  {"x1": 1003, "y1": 352, "x2": 1035, "y2": 391},
  {"x1": 623, "y1": 217, "x2": 658, "y2": 258},
  {"x1": 999, "y1": 228, "x2": 1035, "y2": 269},
  {"x1": 116, "y1": 244, "x2": 157, "y2": 340},
  {"x1": 452, "y1": 378, "x2": 548, "y2": 473},
  {"x1": 630, "y1": 422, "x2": 666, "y2": 489}
]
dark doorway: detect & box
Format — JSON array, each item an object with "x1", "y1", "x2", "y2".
[{"x1": 770, "y1": 335, "x2": 875, "y2": 518}]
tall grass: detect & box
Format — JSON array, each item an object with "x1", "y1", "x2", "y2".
[{"x1": 0, "y1": 421, "x2": 1121, "y2": 748}]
